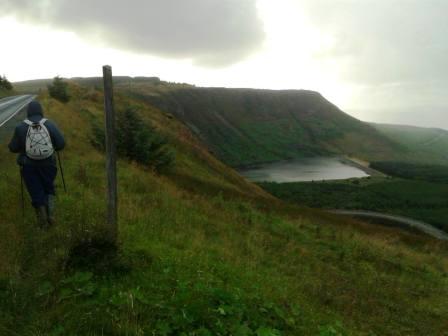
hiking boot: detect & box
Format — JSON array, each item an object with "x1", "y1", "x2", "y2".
[
  {"x1": 35, "y1": 206, "x2": 49, "y2": 229},
  {"x1": 46, "y1": 195, "x2": 56, "y2": 227}
]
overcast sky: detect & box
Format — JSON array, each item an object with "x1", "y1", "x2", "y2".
[{"x1": 0, "y1": 0, "x2": 446, "y2": 129}]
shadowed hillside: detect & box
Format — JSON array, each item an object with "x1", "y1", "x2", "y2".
[{"x1": 129, "y1": 86, "x2": 404, "y2": 166}]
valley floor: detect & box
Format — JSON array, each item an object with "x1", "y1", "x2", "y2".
[{"x1": 260, "y1": 176, "x2": 448, "y2": 233}]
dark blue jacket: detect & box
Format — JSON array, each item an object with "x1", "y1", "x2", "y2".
[{"x1": 8, "y1": 101, "x2": 65, "y2": 166}]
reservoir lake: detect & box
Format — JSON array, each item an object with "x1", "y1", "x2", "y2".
[{"x1": 239, "y1": 157, "x2": 369, "y2": 183}]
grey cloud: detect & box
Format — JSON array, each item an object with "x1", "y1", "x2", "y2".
[
  {"x1": 302, "y1": 0, "x2": 448, "y2": 84},
  {"x1": 349, "y1": 80, "x2": 448, "y2": 129},
  {"x1": 352, "y1": 106, "x2": 448, "y2": 130},
  {"x1": 300, "y1": 0, "x2": 448, "y2": 129},
  {"x1": 0, "y1": 0, "x2": 265, "y2": 66}
]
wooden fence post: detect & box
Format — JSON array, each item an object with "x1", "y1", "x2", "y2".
[{"x1": 103, "y1": 65, "x2": 118, "y2": 243}]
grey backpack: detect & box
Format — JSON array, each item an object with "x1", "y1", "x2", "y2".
[{"x1": 24, "y1": 118, "x2": 54, "y2": 160}]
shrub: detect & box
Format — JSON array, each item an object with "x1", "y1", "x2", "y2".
[
  {"x1": 0, "y1": 75, "x2": 13, "y2": 91},
  {"x1": 92, "y1": 108, "x2": 175, "y2": 173},
  {"x1": 48, "y1": 76, "x2": 70, "y2": 103},
  {"x1": 91, "y1": 123, "x2": 106, "y2": 152}
]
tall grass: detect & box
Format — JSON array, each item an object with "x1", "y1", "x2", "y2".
[{"x1": 0, "y1": 86, "x2": 447, "y2": 335}]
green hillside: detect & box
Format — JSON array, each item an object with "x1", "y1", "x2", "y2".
[
  {"x1": 16, "y1": 77, "x2": 448, "y2": 167},
  {"x1": 129, "y1": 86, "x2": 406, "y2": 167},
  {"x1": 15, "y1": 77, "x2": 407, "y2": 167},
  {"x1": 372, "y1": 123, "x2": 448, "y2": 164},
  {"x1": 1, "y1": 81, "x2": 448, "y2": 335}
]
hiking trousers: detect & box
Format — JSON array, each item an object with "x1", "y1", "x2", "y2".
[{"x1": 22, "y1": 164, "x2": 57, "y2": 208}]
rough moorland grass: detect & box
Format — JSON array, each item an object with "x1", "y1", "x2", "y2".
[
  {"x1": 0, "y1": 89, "x2": 15, "y2": 99},
  {"x1": 0, "y1": 87, "x2": 447, "y2": 335}
]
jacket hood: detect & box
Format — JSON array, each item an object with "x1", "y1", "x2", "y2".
[{"x1": 27, "y1": 101, "x2": 44, "y2": 122}]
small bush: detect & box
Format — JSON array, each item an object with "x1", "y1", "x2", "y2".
[
  {"x1": 91, "y1": 123, "x2": 105, "y2": 152},
  {"x1": 0, "y1": 75, "x2": 13, "y2": 91},
  {"x1": 48, "y1": 76, "x2": 70, "y2": 103},
  {"x1": 65, "y1": 237, "x2": 126, "y2": 274},
  {"x1": 92, "y1": 108, "x2": 175, "y2": 173}
]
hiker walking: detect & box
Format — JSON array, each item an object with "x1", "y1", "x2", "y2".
[{"x1": 8, "y1": 100, "x2": 65, "y2": 228}]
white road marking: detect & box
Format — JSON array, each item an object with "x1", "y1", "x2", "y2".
[{"x1": 0, "y1": 95, "x2": 37, "y2": 127}]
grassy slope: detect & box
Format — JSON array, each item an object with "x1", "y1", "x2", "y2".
[
  {"x1": 371, "y1": 123, "x2": 448, "y2": 165},
  {"x1": 0, "y1": 83, "x2": 447, "y2": 335},
  {"x1": 0, "y1": 89, "x2": 15, "y2": 99}
]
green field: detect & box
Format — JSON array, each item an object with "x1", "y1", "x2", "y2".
[
  {"x1": 260, "y1": 177, "x2": 448, "y2": 232},
  {"x1": 1, "y1": 82, "x2": 447, "y2": 335}
]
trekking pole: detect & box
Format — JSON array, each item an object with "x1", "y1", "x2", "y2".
[
  {"x1": 56, "y1": 151, "x2": 67, "y2": 193},
  {"x1": 20, "y1": 167, "x2": 25, "y2": 220}
]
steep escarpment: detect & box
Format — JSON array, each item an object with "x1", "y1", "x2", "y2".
[{"x1": 132, "y1": 86, "x2": 402, "y2": 166}]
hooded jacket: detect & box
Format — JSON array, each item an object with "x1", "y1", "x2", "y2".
[{"x1": 8, "y1": 101, "x2": 65, "y2": 166}]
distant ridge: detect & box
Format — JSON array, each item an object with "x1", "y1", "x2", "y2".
[
  {"x1": 13, "y1": 76, "x2": 193, "y2": 93},
  {"x1": 125, "y1": 83, "x2": 404, "y2": 166},
  {"x1": 15, "y1": 76, "x2": 447, "y2": 166},
  {"x1": 371, "y1": 122, "x2": 448, "y2": 164}
]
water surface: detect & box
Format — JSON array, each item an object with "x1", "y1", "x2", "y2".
[{"x1": 239, "y1": 157, "x2": 369, "y2": 183}]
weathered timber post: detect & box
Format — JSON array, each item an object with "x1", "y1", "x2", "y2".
[{"x1": 103, "y1": 65, "x2": 118, "y2": 243}]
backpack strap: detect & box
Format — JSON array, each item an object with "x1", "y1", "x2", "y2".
[{"x1": 24, "y1": 119, "x2": 47, "y2": 126}]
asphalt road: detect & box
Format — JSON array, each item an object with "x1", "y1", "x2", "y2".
[
  {"x1": 329, "y1": 209, "x2": 448, "y2": 240},
  {"x1": 0, "y1": 94, "x2": 36, "y2": 128}
]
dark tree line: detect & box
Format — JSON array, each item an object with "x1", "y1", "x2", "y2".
[{"x1": 371, "y1": 161, "x2": 448, "y2": 183}]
